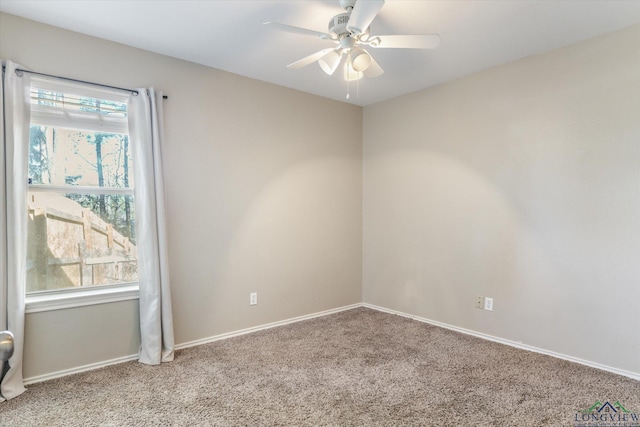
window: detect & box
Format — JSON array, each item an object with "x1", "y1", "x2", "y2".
[{"x1": 26, "y1": 77, "x2": 138, "y2": 305}]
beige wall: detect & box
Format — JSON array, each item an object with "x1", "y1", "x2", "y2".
[
  {"x1": 1, "y1": 12, "x2": 363, "y2": 379},
  {"x1": 2, "y1": 11, "x2": 639, "y2": 380},
  {"x1": 363, "y1": 25, "x2": 640, "y2": 374}
]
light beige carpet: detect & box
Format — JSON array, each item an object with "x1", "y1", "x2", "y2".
[{"x1": 1, "y1": 307, "x2": 638, "y2": 426}]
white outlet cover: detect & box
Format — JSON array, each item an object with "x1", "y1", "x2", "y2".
[
  {"x1": 476, "y1": 296, "x2": 484, "y2": 309},
  {"x1": 484, "y1": 297, "x2": 493, "y2": 311}
]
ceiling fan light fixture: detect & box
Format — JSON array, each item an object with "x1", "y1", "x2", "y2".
[
  {"x1": 267, "y1": 0, "x2": 440, "y2": 91},
  {"x1": 318, "y1": 50, "x2": 342, "y2": 75},
  {"x1": 351, "y1": 48, "x2": 371, "y2": 72}
]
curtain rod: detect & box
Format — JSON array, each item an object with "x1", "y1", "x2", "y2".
[{"x1": 3, "y1": 66, "x2": 168, "y2": 99}]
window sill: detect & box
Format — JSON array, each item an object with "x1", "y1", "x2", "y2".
[{"x1": 25, "y1": 284, "x2": 139, "y2": 313}]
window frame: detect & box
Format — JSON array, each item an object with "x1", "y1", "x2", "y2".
[{"x1": 25, "y1": 77, "x2": 139, "y2": 312}]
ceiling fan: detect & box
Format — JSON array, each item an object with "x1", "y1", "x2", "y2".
[{"x1": 264, "y1": 0, "x2": 440, "y2": 82}]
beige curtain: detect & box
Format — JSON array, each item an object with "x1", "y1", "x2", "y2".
[
  {"x1": 128, "y1": 88, "x2": 174, "y2": 365},
  {"x1": 0, "y1": 60, "x2": 30, "y2": 401}
]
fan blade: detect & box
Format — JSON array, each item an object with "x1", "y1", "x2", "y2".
[
  {"x1": 372, "y1": 34, "x2": 441, "y2": 49},
  {"x1": 287, "y1": 48, "x2": 338, "y2": 70},
  {"x1": 363, "y1": 55, "x2": 384, "y2": 78},
  {"x1": 263, "y1": 22, "x2": 333, "y2": 40},
  {"x1": 346, "y1": 0, "x2": 385, "y2": 35}
]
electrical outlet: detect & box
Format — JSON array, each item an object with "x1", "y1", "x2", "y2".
[
  {"x1": 484, "y1": 297, "x2": 493, "y2": 311},
  {"x1": 476, "y1": 296, "x2": 484, "y2": 309},
  {"x1": 249, "y1": 292, "x2": 257, "y2": 306}
]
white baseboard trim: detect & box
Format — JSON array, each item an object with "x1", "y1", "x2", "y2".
[
  {"x1": 363, "y1": 303, "x2": 640, "y2": 382},
  {"x1": 27, "y1": 302, "x2": 635, "y2": 385},
  {"x1": 24, "y1": 353, "x2": 139, "y2": 385},
  {"x1": 175, "y1": 303, "x2": 363, "y2": 350}
]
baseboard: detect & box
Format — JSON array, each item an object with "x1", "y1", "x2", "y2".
[
  {"x1": 28, "y1": 302, "x2": 635, "y2": 385},
  {"x1": 24, "y1": 353, "x2": 139, "y2": 385},
  {"x1": 175, "y1": 303, "x2": 363, "y2": 350},
  {"x1": 363, "y1": 303, "x2": 640, "y2": 382}
]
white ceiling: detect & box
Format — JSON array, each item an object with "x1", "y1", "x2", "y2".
[{"x1": 2, "y1": 0, "x2": 640, "y2": 106}]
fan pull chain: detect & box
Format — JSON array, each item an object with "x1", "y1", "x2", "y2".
[{"x1": 345, "y1": 74, "x2": 360, "y2": 100}]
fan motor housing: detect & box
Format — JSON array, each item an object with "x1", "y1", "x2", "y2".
[{"x1": 328, "y1": 12, "x2": 350, "y2": 35}]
